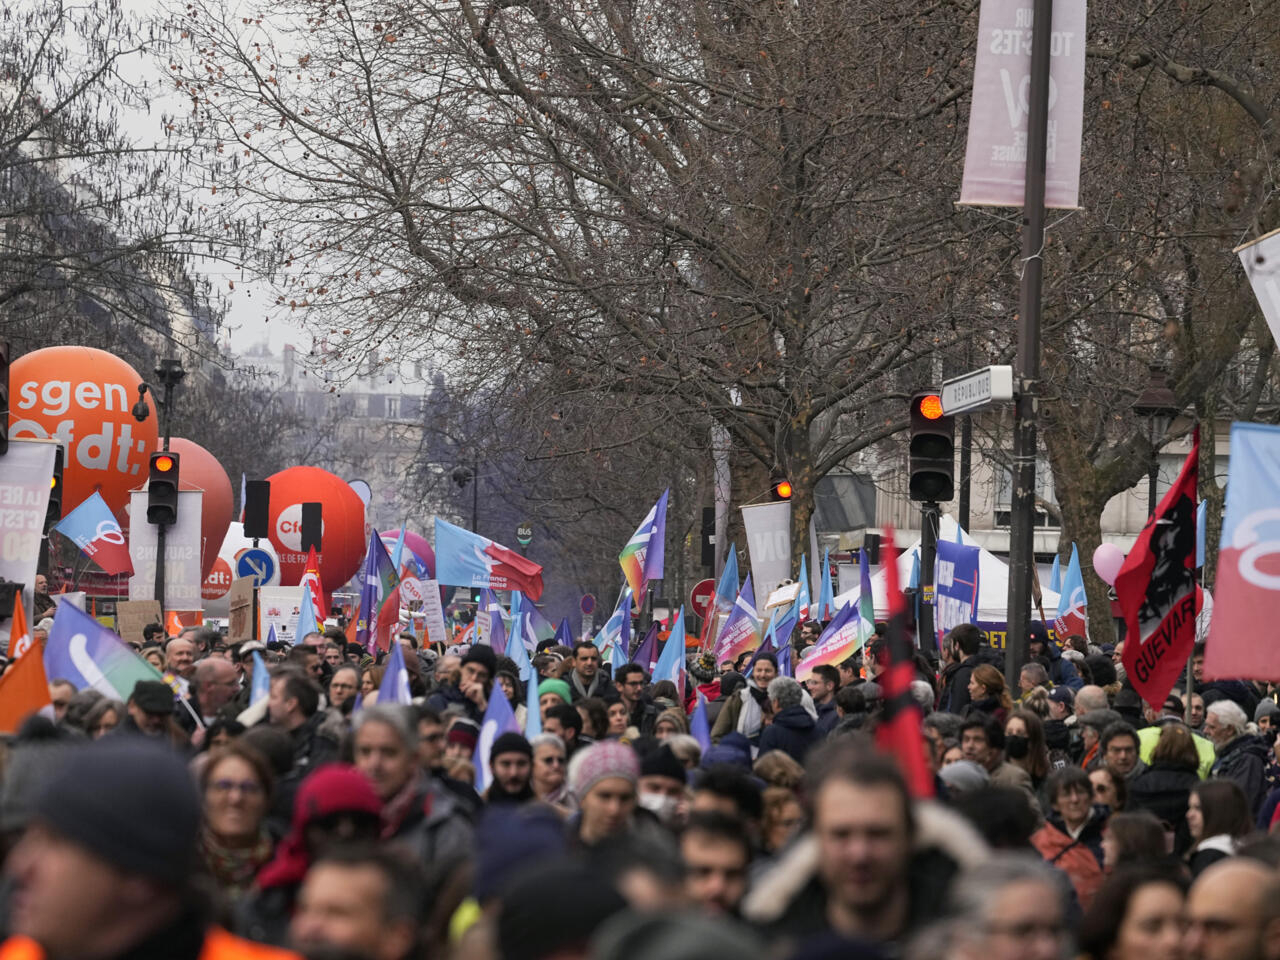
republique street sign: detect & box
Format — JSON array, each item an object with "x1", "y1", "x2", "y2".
[{"x1": 941, "y1": 365, "x2": 1015, "y2": 416}]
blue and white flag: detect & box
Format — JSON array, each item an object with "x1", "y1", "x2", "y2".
[
  {"x1": 296, "y1": 582, "x2": 320, "y2": 640},
  {"x1": 690, "y1": 693, "x2": 711, "y2": 754},
  {"x1": 525, "y1": 670, "x2": 542, "y2": 738},
  {"x1": 250, "y1": 650, "x2": 271, "y2": 705},
  {"x1": 1053, "y1": 543, "x2": 1088, "y2": 640},
  {"x1": 505, "y1": 591, "x2": 534, "y2": 681},
  {"x1": 653, "y1": 606, "x2": 687, "y2": 700},
  {"x1": 378, "y1": 641, "x2": 413, "y2": 705},
  {"x1": 816, "y1": 548, "x2": 834, "y2": 620},
  {"x1": 44, "y1": 604, "x2": 162, "y2": 701},
  {"x1": 473, "y1": 683, "x2": 521, "y2": 792},
  {"x1": 1049, "y1": 553, "x2": 1062, "y2": 593}
]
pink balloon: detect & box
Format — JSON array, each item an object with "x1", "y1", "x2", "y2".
[{"x1": 1092, "y1": 543, "x2": 1126, "y2": 586}]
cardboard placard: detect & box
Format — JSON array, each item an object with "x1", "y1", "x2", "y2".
[
  {"x1": 115, "y1": 600, "x2": 163, "y2": 646},
  {"x1": 228, "y1": 577, "x2": 256, "y2": 643}
]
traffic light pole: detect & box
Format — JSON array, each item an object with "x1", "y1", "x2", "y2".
[
  {"x1": 1005, "y1": 0, "x2": 1053, "y2": 687},
  {"x1": 919, "y1": 501, "x2": 938, "y2": 650},
  {"x1": 152, "y1": 359, "x2": 185, "y2": 611}
]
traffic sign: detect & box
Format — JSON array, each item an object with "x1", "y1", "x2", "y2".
[
  {"x1": 236, "y1": 549, "x2": 276, "y2": 587},
  {"x1": 690, "y1": 578, "x2": 716, "y2": 616},
  {"x1": 580, "y1": 593, "x2": 596, "y2": 615},
  {"x1": 941, "y1": 365, "x2": 1015, "y2": 415},
  {"x1": 516, "y1": 521, "x2": 533, "y2": 546}
]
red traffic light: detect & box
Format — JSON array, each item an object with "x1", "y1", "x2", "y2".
[
  {"x1": 153, "y1": 454, "x2": 175, "y2": 473},
  {"x1": 774, "y1": 480, "x2": 793, "y2": 499},
  {"x1": 917, "y1": 394, "x2": 944, "y2": 420}
]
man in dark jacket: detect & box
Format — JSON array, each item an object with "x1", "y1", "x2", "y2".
[
  {"x1": 1028, "y1": 622, "x2": 1084, "y2": 691},
  {"x1": 1205, "y1": 699, "x2": 1270, "y2": 814},
  {"x1": 267, "y1": 668, "x2": 338, "y2": 775},
  {"x1": 804, "y1": 665, "x2": 841, "y2": 737},
  {"x1": 566, "y1": 641, "x2": 616, "y2": 702},
  {"x1": 757, "y1": 677, "x2": 819, "y2": 763},
  {"x1": 424, "y1": 644, "x2": 494, "y2": 724},
  {"x1": 615, "y1": 663, "x2": 659, "y2": 736},
  {"x1": 938, "y1": 624, "x2": 1002, "y2": 715}
]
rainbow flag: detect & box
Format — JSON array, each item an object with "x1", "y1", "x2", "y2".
[
  {"x1": 795, "y1": 603, "x2": 863, "y2": 682},
  {"x1": 857, "y1": 547, "x2": 876, "y2": 642},
  {"x1": 713, "y1": 574, "x2": 761, "y2": 666},
  {"x1": 619, "y1": 490, "x2": 668, "y2": 600},
  {"x1": 45, "y1": 604, "x2": 165, "y2": 701}
]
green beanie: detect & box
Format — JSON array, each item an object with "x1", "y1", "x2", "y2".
[{"x1": 538, "y1": 677, "x2": 573, "y2": 705}]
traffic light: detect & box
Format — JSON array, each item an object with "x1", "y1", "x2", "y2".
[
  {"x1": 909, "y1": 392, "x2": 955, "y2": 502},
  {"x1": 45, "y1": 447, "x2": 63, "y2": 534},
  {"x1": 771, "y1": 477, "x2": 793, "y2": 500},
  {"x1": 147, "y1": 450, "x2": 181, "y2": 525},
  {"x1": 0, "y1": 340, "x2": 9, "y2": 456}
]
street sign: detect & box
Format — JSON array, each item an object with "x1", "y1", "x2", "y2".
[
  {"x1": 236, "y1": 549, "x2": 276, "y2": 587},
  {"x1": 941, "y1": 365, "x2": 1015, "y2": 416},
  {"x1": 690, "y1": 578, "x2": 716, "y2": 616},
  {"x1": 516, "y1": 521, "x2": 533, "y2": 546},
  {"x1": 580, "y1": 593, "x2": 596, "y2": 615}
]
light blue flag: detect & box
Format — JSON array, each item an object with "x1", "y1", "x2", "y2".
[
  {"x1": 954, "y1": 519, "x2": 964, "y2": 544},
  {"x1": 525, "y1": 669, "x2": 542, "y2": 737},
  {"x1": 296, "y1": 582, "x2": 320, "y2": 640},
  {"x1": 795, "y1": 555, "x2": 812, "y2": 621},
  {"x1": 378, "y1": 642, "x2": 412, "y2": 705},
  {"x1": 1195, "y1": 500, "x2": 1208, "y2": 569},
  {"x1": 593, "y1": 587, "x2": 631, "y2": 658},
  {"x1": 390, "y1": 523, "x2": 408, "y2": 572},
  {"x1": 775, "y1": 620, "x2": 793, "y2": 677},
  {"x1": 653, "y1": 606, "x2": 687, "y2": 698},
  {"x1": 609, "y1": 590, "x2": 633, "y2": 675},
  {"x1": 907, "y1": 551, "x2": 920, "y2": 590},
  {"x1": 250, "y1": 651, "x2": 271, "y2": 705},
  {"x1": 690, "y1": 693, "x2": 711, "y2": 754},
  {"x1": 239, "y1": 472, "x2": 246, "y2": 522},
  {"x1": 44, "y1": 604, "x2": 164, "y2": 700},
  {"x1": 857, "y1": 548, "x2": 875, "y2": 641},
  {"x1": 817, "y1": 548, "x2": 834, "y2": 620},
  {"x1": 1049, "y1": 553, "x2": 1062, "y2": 593},
  {"x1": 505, "y1": 591, "x2": 534, "y2": 681},
  {"x1": 473, "y1": 682, "x2": 521, "y2": 792},
  {"x1": 482, "y1": 589, "x2": 508, "y2": 652}
]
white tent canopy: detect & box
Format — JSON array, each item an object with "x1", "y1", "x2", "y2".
[{"x1": 833, "y1": 514, "x2": 1061, "y2": 624}]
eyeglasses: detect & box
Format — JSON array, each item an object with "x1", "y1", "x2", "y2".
[
  {"x1": 538, "y1": 755, "x2": 566, "y2": 766},
  {"x1": 209, "y1": 779, "x2": 264, "y2": 796}
]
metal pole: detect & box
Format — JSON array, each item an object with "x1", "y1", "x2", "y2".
[
  {"x1": 1005, "y1": 0, "x2": 1053, "y2": 688},
  {"x1": 153, "y1": 377, "x2": 175, "y2": 610},
  {"x1": 959, "y1": 416, "x2": 973, "y2": 532},
  {"x1": 919, "y1": 501, "x2": 938, "y2": 649},
  {"x1": 1147, "y1": 462, "x2": 1158, "y2": 519},
  {"x1": 471, "y1": 459, "x2": 479, "y2": 533}
]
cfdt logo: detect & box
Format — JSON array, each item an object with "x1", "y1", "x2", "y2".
[{"x1": 275, "y1": 503, "x2": 324, "y2": 552}]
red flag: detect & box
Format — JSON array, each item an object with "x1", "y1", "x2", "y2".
[
  {"x1": 6, "y1": 596, "x2": 32, "y2": 659},
  {"x1": 875, "y1": 528, "x2": 934, "y2": 799},
  {"x1": 0, "y1": 641, "x2": 52, "y2": 734},
  {"x1": 301, "y1": 547, "x2": 326, "y2": 622},
  {"x1": 1119, "y1": 430, "x2": 1200, "y2": 709}
]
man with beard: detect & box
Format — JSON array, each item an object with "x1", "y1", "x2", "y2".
[{"x1": 486, "y1": 733, "x2": 535, "y2": 804}]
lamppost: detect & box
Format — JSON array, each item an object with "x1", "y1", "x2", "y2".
[
  {"x1": 451, "y1": 461, "x2": 479, "y2": 532},
  {"x1": 1133, "y1": 365, "x2": 1179, "y2": 518},
  {"x1": 132, "y1": 356, "x2": 186, "y2": 607}
]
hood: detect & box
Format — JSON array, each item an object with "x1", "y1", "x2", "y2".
[
  {"x1": 701, "y1": 732, "x2": 753, "y2": 770},
  {"x1": 741, "y1": 800, "x2": 988, "y2": 925},
  {"x1": 773, "y1": 704, "x2": 816, "y2": 731},
  {"x1": 1221, "y1": 733, "x2": 1270, "y2": 760}
]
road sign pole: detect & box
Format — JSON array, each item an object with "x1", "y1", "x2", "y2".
[{"x1": 919, "y1": 502, "x2": 938, "y2": 650}]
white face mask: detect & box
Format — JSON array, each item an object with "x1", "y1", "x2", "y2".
[{"x1": 637, "y1": 791, "x2": 679, "y2": 826}]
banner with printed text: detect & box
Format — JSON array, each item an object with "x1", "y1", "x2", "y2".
[
  {"x1": 0, "y1": 439, "x2": 57, "y2": 650},
  {"x1": 959, "y1": 0, "x2": 1087, "y2": 209},
  {"x1": 128, "y1": 490, "x2": 204, "y2": 611},
  {"x1": 934, "y1": 540, "x2": 981, "y2": 645}
]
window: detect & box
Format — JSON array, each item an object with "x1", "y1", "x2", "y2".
[
  {"x1": 995, "y1": 457, "x2": 1058, "y2": 528},
  {"x1": 385, "y1": 396, "x2": 400, "y2": 419}
]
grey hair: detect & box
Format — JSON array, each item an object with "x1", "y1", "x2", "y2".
[
  {"x1": 1207, "y1": 699, "x2": 1248, "y2": 735},
  {"x1": 1020, "y1": 662, "x2": 1049, "y2": 686},
  {"x1": 909, "y1": 681, "x2": 934, "y2": 715},
  {"x1": 529, "y1": 733, "x2": 566, "y2": 755},
  {"x1": 767, "y1": 676, "x2": 804, "y2": 709},
  {"x1": 664, "y1": 733, "x2": 702, "y2": 767},
  {"x1": 944, "y1": 853, "x2": 1066, "y2": 928},
  {"x1": 352, "y1": 704, "x2": 419, "y2": 748}
]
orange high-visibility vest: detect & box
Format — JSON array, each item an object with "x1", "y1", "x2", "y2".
[{"x1": 0, "y1": 928, "x2": 300, "y2": 960}]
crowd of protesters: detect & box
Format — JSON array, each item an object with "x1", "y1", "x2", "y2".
[{"x1": 2, "y1": 615, "x2": 1280, "y2": 960}]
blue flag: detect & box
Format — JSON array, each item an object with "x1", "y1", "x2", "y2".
[
  {"x1": 690, "y1": 693, "x2": 711, "y2": 754},
  {"x1": 1053, "y1": 543, "x2": 1088, "y2": 640},
  {"x1": 505, "y1": 591, "x2": 533, "y2": 681},
  {"x1": 250, "y1": 650, "x2": 271, "y2": 705},
  {"x1": 795, "y1": 555, "x2": 812, "y2": 622},
  {"x1": 473, "y1": 683, "x2": 521, "y2": 792},
  {"x1": 525, "y1": 669, "x2": 542, "y2": 737},
  {"x1": 817, "y1": 547, "x2": 834, "y2": 620},
  {"x1": 653, "y1": 606, "x2": 687, "y2": 700},
  {"x1": 378, "y1": 642, "x2": 412, "y2": 705},
  {"x1": 553, "y1": 618, "x2": 574, "y2": 648},
  {"x1": 1049, "y1": 553, "x2": 1062, "y2": 593},
  {"x1": 481, "y1": 589, "x2": 508, "y2": 652},
  {"x1": 44, "y1": 604, "x2": 163, "y2": 701},
  {"x1": 633, "y1": 622, "x2": 659, "y2": 673},
  {"x1": 1195, "y1": 500, "x2": 1208, "y2": 569},
  {"x1": 296, "y1": 582, "x2": 320, "y2": 640}
]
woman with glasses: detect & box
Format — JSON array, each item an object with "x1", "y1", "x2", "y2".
[
  {"x1": 199, "y1": 743, "x2": 276, "y2": 906},
  {"x1": 530, "y1": 733, "x2": 573, "y2": 812}
]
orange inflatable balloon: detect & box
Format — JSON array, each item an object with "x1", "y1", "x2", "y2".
[
  {"x1": 266, "y1": 466, "x2": 367, "y2": 596},
  {"x1": 8, "y1": 347, "x2": 158, "y2": 522},
  {"x1": 170, "y1": 438, "x2": 233, "y2": 580}
]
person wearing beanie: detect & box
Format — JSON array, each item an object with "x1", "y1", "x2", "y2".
[
  {"x1": 566, "y1": 741, "x2": 641, "y2": 847},
  {"x1": 537, "y1": 678, "x2": 573, "y2": 721},
  {"x1": 444, "y1": 718, "x2": 481, "y2": 763},
  {"x1": 2, "y1": 738, "x2": 299, "y2": 960},
  {"x1": 637, "y1": 746, "x2": 687, "y2": 828},
  {"x1": 487, "y1": 732, "x2": 535, "y2": 804},
  {"x1": 1254, "y1": 699, "x2": 1280, "y2": 732},
  {"x1": 425, "y1": 645, "x2": 494, "y2": 723}
]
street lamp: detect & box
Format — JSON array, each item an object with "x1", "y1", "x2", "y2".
[
  {"x1": 451, "y1": 462, "x2": 479, "y2": 532},
  {"x1": 1133, "y1": 365, "x2": 1179, "y2": 517}
]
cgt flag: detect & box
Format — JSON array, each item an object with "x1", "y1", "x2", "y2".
[
  {"x1": 1206, "y1": 423, "x2": 1280, "y2": 680},
  {"x1": 434, "y1": 519, "x2": 544, "y2": 602},
  {"x1": 53, "y1": 491, "x2": 134, "y2": 576},
  {"x1": 1119, "y1": 431, "x2": 1200, "y2": 709}
]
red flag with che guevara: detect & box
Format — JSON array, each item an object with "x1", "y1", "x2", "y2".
[
  {"x1": 875, "y1": 528, "x2": 935, "y2": 798},
  {"x1": 1118, "y1": 430, "x2": 1200, "y2": 710}
]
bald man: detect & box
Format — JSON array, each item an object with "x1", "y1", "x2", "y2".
[
  {"x1": 1073, "y1": 685, "x2": 1108, "y2": 717},
  {"x1": 1185, "y1": 859, "x2": 1280, "y2": 960}
]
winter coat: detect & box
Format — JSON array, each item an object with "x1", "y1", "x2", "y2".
[
  {"x1": 1211, "y1": 733, "x2": 1270, "y2": 815},
  {"x1": 1031, "y1": 815, "x2": 1104, "y2": 910},
  {"x1": 939, "y1": 645, "x2": 1003, "y2": 714},
  {"x1": 741, "y1": 801, "x2": 988, "y2": 952},
  {"x1": 567, "y1": 670, "x2": 616, "y2": 703},
  {"x1": 758, "y1": 705, "x2": 820, "y2": 764},
  {"x1": 1040, "y1": 641, "x2": 1084, "y2": 691},
  {"x1": 1130, "y1": 760, "x2": 1199, "y2": 854},
  {"x1": 963, "y1": 695, "x2": 1008, "y2": 727},
  {"x1": 710, "y1": 684, "x2": 769, "y2": 744},
  {"x1": 424, "y1": 684, "x2": 484, "y2": 724},
  {"x1": 385, "y1": 775, "x2": 475, "y2": 888},
  {"x1": 1188, "y1": 834, "x2": 1235, "y2": 878},
  {"x1": 287, "y1": 712, "x2": 338, "y2": 777},
  {"x1": 814, "y1": 700, "x2": 839, "y2": 738}
]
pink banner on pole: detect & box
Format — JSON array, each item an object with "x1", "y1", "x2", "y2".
[{"x1": 959, "y1": 0, "x2": 1087, "y2": 209}]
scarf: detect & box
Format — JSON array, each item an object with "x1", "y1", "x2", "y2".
[{"x1": 201, "y1": 828, "x2": 273, "y2": 901}]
